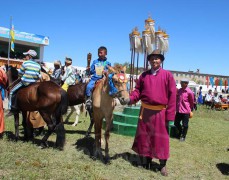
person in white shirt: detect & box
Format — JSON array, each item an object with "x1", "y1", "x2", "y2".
[
  {"x1": 205, "y1": 90, "x2": 213, "y2": 101},
  {"x1": 205, "y1": 89, "x2": 213, "y2": 108},
  {"x1": 211, "y1": 92, "x2": 221, "y2": 109},
  {"x1": 61, "y1": 57, "x2": 76, "y2": 91}
]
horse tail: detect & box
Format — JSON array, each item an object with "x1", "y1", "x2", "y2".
[
  {"x1": 55, "y1": 88, "x2": 68, "y2": 150},
  {"x1": 55, "y1": 122, "x2": 65, "y2": 150},
  {"x1": 60, "y1": 89, "x2": 68, "y2": 115}
]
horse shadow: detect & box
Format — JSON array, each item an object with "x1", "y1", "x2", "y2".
[
  {"x1": 111, "y1": 152, "x2": 161, "y2": 172},
  {"x1": 4, "y1": 130, "x2": 56, "y2": 149},
  {"x1": 74, "y1": 136, "x2": 95, "y2": 157},
  {"x1": 216, "y1": 163, "x2": 229, "y2": 176},
  {"x1": 64, "y1": 120, "x2": 83, "y2": 125},
  {"x1": 65, "y1": 129, "x2": 93, "y2": 136},
  {"x1": 74, "y1": 136, "x2": 111, "y2": 164}
]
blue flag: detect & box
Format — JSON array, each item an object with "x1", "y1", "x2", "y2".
[{"x1": 210, "y1": 77, "x2": 214, "y2": 87}]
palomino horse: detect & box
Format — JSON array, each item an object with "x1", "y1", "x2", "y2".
[
  {"x1": 6, "y1": 66, "x2": 68, "y2": 150},
  {"x1": 92, "y1": 65, "x2": 129, "y2": 163}
]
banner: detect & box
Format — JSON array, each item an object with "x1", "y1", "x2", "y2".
[
  {"x1": 228, "y1": 79, "x2": 229, "y2": 92},
  {"x1": 206, "y1": 76, "x2": 209, "y2": 88},
  {"x1": 224, "y1": 79, "x2": 228, "y2": 92},
  {"x1": 219, "y1": 78, "x2": 223, "y2": 90},
  {"x1": 0, "y1": 26, "x2": 49, "y2": 45},
  {"x1": 215, "y1": 78, "x2": 219, "y2": 88},
  {"x1": 210, "y1": 77, "x2": 214, "y2": 87}
]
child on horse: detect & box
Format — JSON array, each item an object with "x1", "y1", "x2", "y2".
[
  {"x1": 85, "y1": 46, "x2": 111, "y2": 110},
  {"x1": 6, "y1": 49, "x2": 41, "y2": 117},
  {"x1": 61, "y1": 57, "x2": 76, "y2": 91}
]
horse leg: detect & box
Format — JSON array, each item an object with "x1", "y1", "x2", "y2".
[
  {"x1": 39, "y1": 112, "x2": 55, "y2": 148},
  {"x1": 54, "y1": 89, "x2": 67, "y2": 150},
  {"x1": 104, "y1": 115, "x2": 113, "y2": 164},
  {"x1": 55, "y1": 115, "x2": 65, "y2": 150},
  {"x1": 65, "y1": 106, "x2": 74, "y2": 123},
  {"x1": 72, "y1": 105, "x2": 80, "y2": 126},
  {"x1": 14, "y1": 113, "x2": 20, "y2": 141},
  {"x1": 85, "y1": 109, "x2": 94, "y2": 137},
  {"x1": 21, "y1": 111, "x2": 34, "y2": 142},
  {"x1": 93, "y1": 115, "x2": 103, "y2": 160}
]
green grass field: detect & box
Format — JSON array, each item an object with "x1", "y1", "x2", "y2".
[{"x1": 0, "y1": 106, "x2": 228, "y2": 179}]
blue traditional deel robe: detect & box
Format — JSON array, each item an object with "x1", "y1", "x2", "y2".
[{"x1": 86, "y1": 58, "x2": 111, "y2": 96}]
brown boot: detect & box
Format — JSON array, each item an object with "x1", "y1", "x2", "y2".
[{"x1": 160, "y1": 166, "x2": 168, "y2": 176}]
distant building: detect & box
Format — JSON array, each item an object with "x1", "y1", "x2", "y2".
[
  {"x1": 170, "y1": 69, "x2": 229, "y2": 94},
  {"x1": 169, "y1": 69, "x2": 228, "y2": 85}
]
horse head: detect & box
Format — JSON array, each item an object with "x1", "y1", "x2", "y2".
[
  {"x1": 5, "y1": 65, "x2": 19, "y2": 90},
  {"x1": 107, "y1": 65, "x2": 129, "y2": 105}
]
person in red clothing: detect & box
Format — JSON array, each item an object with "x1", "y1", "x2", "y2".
[
  {"x1": 124, "y1": 49, "x2": 177, "y2": 176},
  {"x1": 0, "y1": 67, "x2": 7, "y2": 138},
  {"x1": 175, "y1": 79, "x2": 194, "y2": 142}
]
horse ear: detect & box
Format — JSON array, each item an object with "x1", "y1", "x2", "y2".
[
  {"x1": 108, "y1": 66, "x2": 115, "y2": 73},
  {"x1": 122, "y1": 66, "x2": 126, "y2": 72}
]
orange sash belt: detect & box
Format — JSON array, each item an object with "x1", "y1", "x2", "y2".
[{"x1": 139, "y1": 102, "x2": 167, "y2": 120}]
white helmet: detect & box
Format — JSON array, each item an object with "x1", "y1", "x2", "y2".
[{"x1": 23, "y1": 49, "x2": 37, "y2": 57}]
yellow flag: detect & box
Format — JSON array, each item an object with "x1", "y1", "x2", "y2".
[{"x1": 10, "y1": 25, "x2": 15, "y2": 51}]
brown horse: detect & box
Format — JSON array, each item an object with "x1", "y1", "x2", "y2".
[
  {"x1": 92, "y1": 65, "x2": 129, "y2": 163},
  {"x1": 6, "y1": 66, "x2": 68, "y2": 150}
]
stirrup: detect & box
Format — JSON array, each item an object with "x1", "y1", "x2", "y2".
[{"x1": 85, "y1": 99, "x2": 92, "y2": 111}]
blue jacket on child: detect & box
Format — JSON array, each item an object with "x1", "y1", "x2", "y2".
[{"x1": 86, "y1": 58, "x2": 111, "y2": 97}]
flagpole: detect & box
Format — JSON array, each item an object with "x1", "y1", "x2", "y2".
[{"x1": 7, "y1": 16, "x2": 12, "y2": 68}]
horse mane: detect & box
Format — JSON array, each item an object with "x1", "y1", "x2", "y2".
[
  {"x1": 7, "y1": 65, "x2": 19, "y2": 82},
  {"x1": 110, "y1": 64, "x2": 123, "y2": 73}
]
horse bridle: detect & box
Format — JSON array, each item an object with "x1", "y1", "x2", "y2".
[{"x1": 110, "y1": 72, "x2": 128, "y2": 98}]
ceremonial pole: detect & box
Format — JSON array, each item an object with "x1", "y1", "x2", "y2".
[
  {"x1": 7, "y1": 16, "x2": 13, "y2": 67},
  {"x1": 86, "y1": 53, "x2": 92, "y2": 76},
  {"x1": 142, "y1": 27, "x2": 152, "y2": 71},
  {"x1": 129, "y1": 28, "x2": 142, "y2": 91},
  {"x1": 155, "y1": 29, "x2": 169, "y2": 68},
  {"x1": 129, "y1": 16, "x2": 169, "y2": 85}
]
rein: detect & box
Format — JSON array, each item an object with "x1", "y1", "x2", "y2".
[{"x1": 108, "y1": 73, "x2": 128, "y2": 97}]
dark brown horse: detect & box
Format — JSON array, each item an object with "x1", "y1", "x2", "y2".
[
  {"x1": 67, "y1": 83, "x2": 94, "y2": 136},
  {"x1": 6, "y1": 66, "x2": 68, "y2": 150},
  {"x1": 43, "y1": 68, "x2": 94, "y2": 136}
]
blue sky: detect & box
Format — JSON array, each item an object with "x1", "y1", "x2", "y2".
[{"x1": 1, "y1": 0, "x2": 228, "y2": 75}]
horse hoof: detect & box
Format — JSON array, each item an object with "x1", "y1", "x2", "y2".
[
  {"x1": 72, "y1": 124, "x2": 77, "y2": 127},
  {"x1": 40, "y1": 142, "x2": 49, "y2": 149},
  {"x1": 91, "y1": 155, "x2": 97, "y2": 161},
  {"x1": 85, "y1": 132, "x2": 90, "y2": 138},
  {"x1": 23, "y1": 137, "x2": 29, "y2": 142},
  {"x1": 56, "y1": 146, "x2": 64, "y2": 151},
  {"x1": 104, "y1": 157, "x2": 111, "y2": 165},
  {"x1": 93, "y1": 151, "x2": 103, "y2": 160}
]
